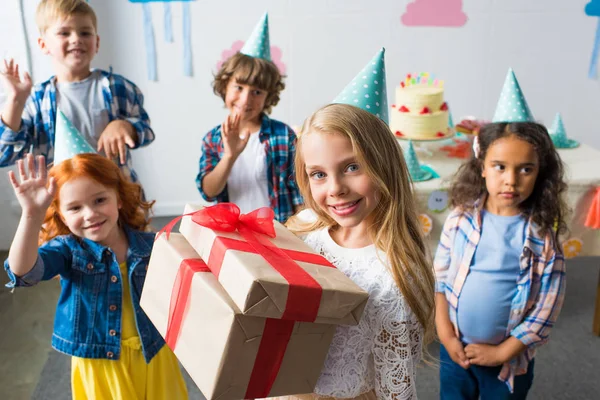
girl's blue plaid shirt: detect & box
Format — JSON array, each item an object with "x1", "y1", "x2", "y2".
[{"x1": 434, "y1": 200, "x2": 566, "y2": 392}]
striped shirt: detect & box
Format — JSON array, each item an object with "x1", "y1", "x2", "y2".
[
  {"x1": 0, "y1": 69, "x2": 155, "y2": 184},
  {"x1": 196, "y1": 114, "x2": 303, "y2": 222},
  {"x1": 434, "y1": 200, "x2": 566, "y2": 391}
]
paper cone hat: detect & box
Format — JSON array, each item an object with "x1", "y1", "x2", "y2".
[
  {"x1": 53, "y1": 109, "x2": 96, "y2": 165},
  {"x1": 492, "y1": 68, "x2": 534, "y2": 123},
  {"x1": 240, "y1": 12, "x2": 271, "y2": 61},
  {"x1": 550, "y1": 113, "x2": 579, "y2": 149},
  {"x1": 405, "y1": 140, "x2": 436, "y2": 182},
  {"x1": 332, "y1": 48, "x2": 389, "y2": 124}
]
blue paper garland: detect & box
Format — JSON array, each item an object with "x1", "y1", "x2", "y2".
[
  {"x1": 164, "y1": 3, "x2": 173, "y2": 43},
  {"x1": 142, "y1": 4, "x2": 157, "y2": 81}
]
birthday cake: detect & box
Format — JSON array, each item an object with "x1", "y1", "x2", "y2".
[{"x1": 390, "y1": 73, "x2": 452, "y2": 140}]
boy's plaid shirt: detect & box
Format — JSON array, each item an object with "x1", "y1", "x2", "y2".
[
  {"x1": 434, "y1": 200, "x2": 566, "y2": 392},
  {"x1": 0, "y1": 69, "x2": 155, "y2": 183},
  {"x1": 196, "y1": 114, "x2": 303, "y2": 222}
]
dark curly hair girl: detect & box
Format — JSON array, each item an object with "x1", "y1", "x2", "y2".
[{"x1": 450, "y1": 122, "x2": 569, "y2": 238}]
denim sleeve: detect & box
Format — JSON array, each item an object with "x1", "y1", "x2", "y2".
[
  {"x1": 4, "y1": 256, "x2": 45, "y2": 288},
  {"x1": 4, "y1": 237, "x2": 72, "y2": 289}
]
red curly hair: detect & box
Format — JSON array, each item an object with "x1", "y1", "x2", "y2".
[{"x1": 40, "y1": 153, "x2": 154, "y2": 243}]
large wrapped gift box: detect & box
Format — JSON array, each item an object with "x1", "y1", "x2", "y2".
[
  {"x1": 141, "y1": 233, "x2": 338, "y2": 400},
  {"x1": 178, "y1": 203, "x2": 369, "y2": 325}
]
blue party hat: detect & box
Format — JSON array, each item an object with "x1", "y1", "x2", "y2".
[
  {"x1": 404, "y1": 140, "x2": 438, "y2": 182},
  {"x1": 53, "y1": 109, "x2": 96, "y2": 165},
  {"x1": 550, "y1": 113, "x2": 579, "y2": 149},
  {"x1": 240, "y1": 12, "x2": 271, "y2": 61},
  {"x1": 332, "y1": 48, "x2": 388, "y2": 124},
  {"x1": 492, "y1": 68, "x2": 534, "y2": 123}
]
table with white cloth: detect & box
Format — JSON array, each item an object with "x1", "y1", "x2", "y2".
[{"x1": 398, "y1": 139, "x2": 600, "y2": 336}]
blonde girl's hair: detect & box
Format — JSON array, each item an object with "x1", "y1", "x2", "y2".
[
  {"x1": 287, "y1": 103, "x2": 436, "y2": 342},
  {"x1": 36, "y1": 0, "x2": 97, "y2": 34},
  {"x1": 41, "y1": 153, "x2": 154, "y2": 244}
]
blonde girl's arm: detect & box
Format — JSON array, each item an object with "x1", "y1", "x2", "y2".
[
  {"x1": 509, "y1": 238, "x2": 566, "y2": 350},
  {"x1": 7, "y1": 154, "x2": 56, "y2": 277}
]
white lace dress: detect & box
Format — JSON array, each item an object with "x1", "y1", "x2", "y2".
[{"x1": 302, "y1": 228, "x2": 423, "y2": 400}]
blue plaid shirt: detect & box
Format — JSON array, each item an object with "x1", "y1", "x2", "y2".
[
  {"x1": 0, "y1": 69, "x2": 155, "y2": 183},
  {"x1": 434, "y1": 199, "x2": 566, "y2": 391},
  {"x1": 196, "y1": 114, "x2": 303, "y2": 222}
]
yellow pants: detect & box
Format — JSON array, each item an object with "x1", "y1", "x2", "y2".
[
  {"x1": 268, "y1": 390, "x2": 377, "y2": 400},
  {"x1": 71, "y1": 337, "x2": 188, "y2": 400}
]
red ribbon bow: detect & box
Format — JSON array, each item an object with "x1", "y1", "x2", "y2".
[{"x1": 158, "y1": 203, "x2": 276, "y2": 239}]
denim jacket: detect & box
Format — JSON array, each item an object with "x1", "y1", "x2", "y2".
[{"x1": 4, "y1": 226, "x2": 164, "y2": 363}]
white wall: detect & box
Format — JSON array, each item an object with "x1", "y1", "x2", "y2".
[{"x1": 1, "y1": 0, "x2": 600, "y2": 248}]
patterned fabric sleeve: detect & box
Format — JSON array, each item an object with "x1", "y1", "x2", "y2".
[
  {"x1": 111, "y1": 75, "x2": 154, "y2": 148},
  {"x1": 371, "y1": 289, "x2": 420, "y2": 400},
  {"x1": 0, "y1": 87, "x2": 48, "y2": 166},
  {"x1": 196, "y1": 128, "x2": 223, "y2": 201},
  {"x1": 510, "y1": 236, "x2": 566, "y2": 349},
  {"x1": 433, "y1": 208, "x2": 461, "y2": 293},
  {"x1": 286, "y1": 126, "x2": 303, "y2": 207}
]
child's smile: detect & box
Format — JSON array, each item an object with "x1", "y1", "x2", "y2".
[{"x1": 329, "y1": 199, "x2": 362, "y2": 216}]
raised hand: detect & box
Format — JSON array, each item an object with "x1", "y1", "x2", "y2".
[
  {"x1": 8, "y1": 154, "x2": 57, "y2": 218},
  {"x1": 97, "y1": 120, "x2": 137, "y2": 165},
  {"x1": 222, "y1": 113, "x2": 250, "y2": 160},
  {"x1": 0, "y1": 59, "x2": 32, "y2": 103}
]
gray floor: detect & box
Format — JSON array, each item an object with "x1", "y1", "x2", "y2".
[{"x1": 1, "y1": 247, "x2": 599, "y2": 399}]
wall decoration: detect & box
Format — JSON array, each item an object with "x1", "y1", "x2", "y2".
[
  {"x1": 402, "y1": 0, "x2": 467, "y2": 27},
  {"x1": 129, "y1": 0, "x2": 194, "y2": 81},
  {"x1": 217, "y1": 40, "x2": 287, "y2": 74},
  {"x1": 562, "y1": 237, "x2": 584, "y2": 259},
  {"x1": 419, "y1": 213, "x2": 433, "y2": 236},
  {"x1": 585, "y1": 187, "x2": 600, "y2": 229},
  {"x1": 428, "y1": 190, "x2": 449, "y2": 213},
  {"x1": 585, "y1": 2, "x2": 600, "y2": 78}
]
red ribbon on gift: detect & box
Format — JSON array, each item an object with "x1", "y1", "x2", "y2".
[
  {"x1": 165, "y1": 258, "x2": 210, "y2": 350},
  {"x1": 585, "y1": 187, "x2": 600, "y2": 229},
  {"x1": 164, "y1": 257, "x2": 294, "y2": 399},
  {"x1": 158, "y1": 203, "x2": 333, "y2": 398}
]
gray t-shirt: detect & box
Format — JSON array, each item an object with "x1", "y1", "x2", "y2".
[{"x1": 56, "y1": 70, "x2": 109, "y2": 150}]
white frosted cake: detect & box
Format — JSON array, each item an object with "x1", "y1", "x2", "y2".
[{"x1": 390, "y1": 74, "x2": 451, "y2": 140}]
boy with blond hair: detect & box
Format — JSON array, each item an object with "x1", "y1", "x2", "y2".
[{"x1": 0, "y1": 0, "x2": 154, "y2": 185}]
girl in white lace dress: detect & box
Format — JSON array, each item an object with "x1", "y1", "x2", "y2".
[{"x1": 274, "y1": 103, "x2": 436, "y2": 400}]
